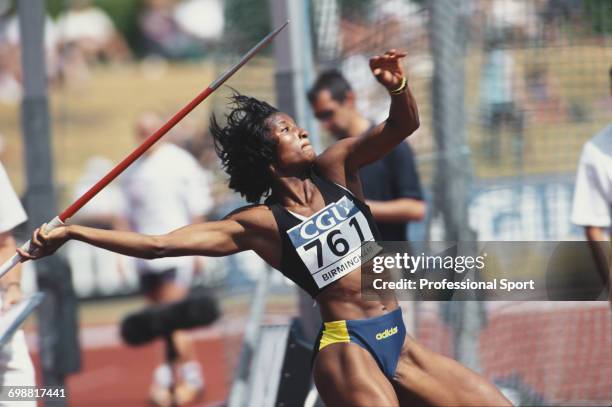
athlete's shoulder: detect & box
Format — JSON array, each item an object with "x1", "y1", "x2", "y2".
[
  {"x1": 225, "y1": 204, "x2": 276, "y2": 230},
  {"x1": 225, "y1": 203, "x2": 271, "y2": 217},
  {"x1": 316, "y1": 138, "x2": 357, "y2": 163},
  {"x1": 314, "y1": 138, "x2": 364, "y2": 189},
  {"x1": 315, "y1": 138, "x2": 358, "y2": 173}
]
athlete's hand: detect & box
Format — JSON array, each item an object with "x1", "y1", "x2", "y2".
[
  {"x1": 369, "y1": 49, "x2": 407, "y2": 92},
  {"x1": 17, "y1": 223, "x2": 70, "y2": 261}
]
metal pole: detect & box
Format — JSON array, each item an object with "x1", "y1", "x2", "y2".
[
  {"x1": 270, "y1": 0, "x2": 319, "y2": 154},
  {"x1": 311, "y1": 0, "x2": 340, "y2": 65},
  {"x1": 429, "y1": 0, "x2": 483, "y2": 372},
  {"x1": 227, "y1": 268, "x2": 272, "y2": 407},
  {"x1": 270, "y1": 0, "x2": 321, "y2": 343},
  {"x1": 17, "y1": 0, "x2": 77, "y2": 404}
]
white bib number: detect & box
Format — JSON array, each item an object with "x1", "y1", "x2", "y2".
[{"x1": 287, "y1": 196, "x2": 377, "y2": 289}]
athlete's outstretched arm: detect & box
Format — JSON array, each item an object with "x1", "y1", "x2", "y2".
[
  {"x1": 17, "y1": 208, "x2": 268, "y2": 262},
  {"x1": 347, "y1": 50, "x2": 419, "y2": 170}
]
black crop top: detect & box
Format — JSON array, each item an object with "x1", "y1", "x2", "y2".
[{"x1": 265, "y1": 170, "x2": 381, "y2": 298}]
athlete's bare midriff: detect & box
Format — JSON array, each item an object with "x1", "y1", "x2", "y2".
[{"x1": 315, "y1": 268, "x2": 399, "y2": 322}]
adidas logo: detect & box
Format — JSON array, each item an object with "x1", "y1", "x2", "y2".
[{"x1": 375, "y1": 326, "x2": 398, "y2": 340}]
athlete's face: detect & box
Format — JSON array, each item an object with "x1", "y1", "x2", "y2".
[
  {"x1": 311, "y1": 89, "x2": 355, "y2": 139},
  {"x1": 267, "y1": 112, "x2": 315, "y2": 173}
]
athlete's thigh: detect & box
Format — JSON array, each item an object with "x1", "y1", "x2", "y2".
[
  {"x1": 313, "y1": 342, "x2": 399, "y2": 407},
  {"x1": 392, "y1": 336, "x2": 511, "y2": 406}
]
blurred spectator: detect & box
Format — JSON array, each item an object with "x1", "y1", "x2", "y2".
[
  {"x1": 484, "y1": 0, "x2": 538, "y2": 43},
  {"x1": 570, "y1": 67, "x2": 612, "y2": 298},
  {"x1": 478, "y1": 33, "x2": 525, "y2": 166},
  {"x1": 540, "y1": 0, "x2": 584, "y2": 42},
  {"x1": 0, "y1": 1, "x2": 21, "y2": 105},
  {"x1": 139, "y1": 0, "x2": 212, "y2": 60},
  {"x1": 122, "y1": 111, "x2": 213, "y2": 406},
  {"x1": 0, "y1": 1, "x2": 59, "y2": 104},
  {"x1": 67, "y1": 157, "x2": 137, "y2": 298},
  {"x1": 308, "y1": 70, "x2": 426, "y2": 241},
  {"x1": 524, "y1": 63, "x2": 565, "y2": 123},
  {"x1": 56, "y1": 0, "x2": 131, "y2": 77},
  {"x1": 0, "y1": 161, "x2": 36, "y2": 403},
  {"x1": 173, "y1": 0, "x2": 223, "y2": 43},
  {"x1": 371, "y1": 0, "x2": 426, "y2": 46}
]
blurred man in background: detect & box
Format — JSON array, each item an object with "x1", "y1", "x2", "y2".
[
  {"x1": 68, "y1": 157, "x2": 136, "y2": 298},
  {"x1": 308, "y1": 70, "x2": 425, "y2": 241},
  {"x1": 123, "y1": 111, "x2": 213, "y2": 406},
  {"x1": 571, "y1": 67, "x2": 612, "y2": 300},
  {"x1": 0, "y1": 161, "x2": 35, "y2": 406},
  {"x1": 478, "y1": 32, "x2": 525, "y2": 166}
]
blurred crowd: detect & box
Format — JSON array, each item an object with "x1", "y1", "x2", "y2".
[
  {"x1": 0, "y1": 0, "x2": 224, "y2": 104},
  {"x1": 325, "y1": 0, "x2": 598, "y2": 160}
]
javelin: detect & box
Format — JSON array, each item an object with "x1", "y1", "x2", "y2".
[{"x1": 0, "y1": 21, "x2": 289, "y2": 279}]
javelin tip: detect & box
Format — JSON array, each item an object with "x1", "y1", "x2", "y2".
[{"x1": 209, "y1": 21, "x2": 289, "y2": 90}]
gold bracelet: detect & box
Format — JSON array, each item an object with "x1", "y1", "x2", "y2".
[{"x1": 389, "y1": 77, "x2": 407, "y2": 95}]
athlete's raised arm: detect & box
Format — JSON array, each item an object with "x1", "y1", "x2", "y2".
[
  {"x1": 18, "y1": 206, "x2": 279, "y2": 265},
  {"x1": 317, "y1": 50, "x2": 419, "y2": 185},
  {"x1": 350, "y1": 49, "x2": 419, "y2": 167}
]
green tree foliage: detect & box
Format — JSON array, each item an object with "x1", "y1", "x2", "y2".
[
  {"x1": 583, "y1": 0, "x2": 612, "y2": 34},
  {"x1": 46, "y1": 0, "x2": 65, "y2": 18},
  {"x1": 92, "y1": 0, "x2": 143, "y2": 52}
]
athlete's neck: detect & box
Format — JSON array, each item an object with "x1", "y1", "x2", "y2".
[{"x1": 271, "y1": 173, "x2": 318, "y2": 208}]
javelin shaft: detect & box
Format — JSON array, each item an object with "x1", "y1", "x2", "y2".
[
  {"x1": 59, "y1": 87, "x2": 214, "y2": 221},
  {"x1": 61, "y1": 20, "x2": 289, "y2": 222},
  {"x1": 0, "y1": 21, "x2": 289, "y2": 279}
]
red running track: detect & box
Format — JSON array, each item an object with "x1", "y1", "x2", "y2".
[{"x1": 30, "y1": 325, "x2": 231, "y2": 407}]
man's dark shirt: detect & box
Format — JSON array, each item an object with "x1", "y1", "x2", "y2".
[{"x1": 359, "y1": 141, "x2": 423, "y2": 241}]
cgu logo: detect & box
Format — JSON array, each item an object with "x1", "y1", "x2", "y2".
[
  {"x1": 375, "y1": 326, "x2": 398, "y2": 340},
  {"x1": 299, "y1": 198, "x2": 352, "y2": 240}
]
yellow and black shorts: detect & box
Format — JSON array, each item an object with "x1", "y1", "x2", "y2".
[{"x1": 312, "y1": 307, "x2": 406, "y2": 379}]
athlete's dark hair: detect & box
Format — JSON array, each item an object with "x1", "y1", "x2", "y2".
[
  {"x1": 307, "y1": 70, "x2": 352, "y2": 104},
  {"x1": 210, "y1": 93, "x2": 279, "y2": 203}
]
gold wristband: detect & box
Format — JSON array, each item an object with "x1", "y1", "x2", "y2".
[{"x1": 389, "y1": 77, "x2": 407, "y2": 95}]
